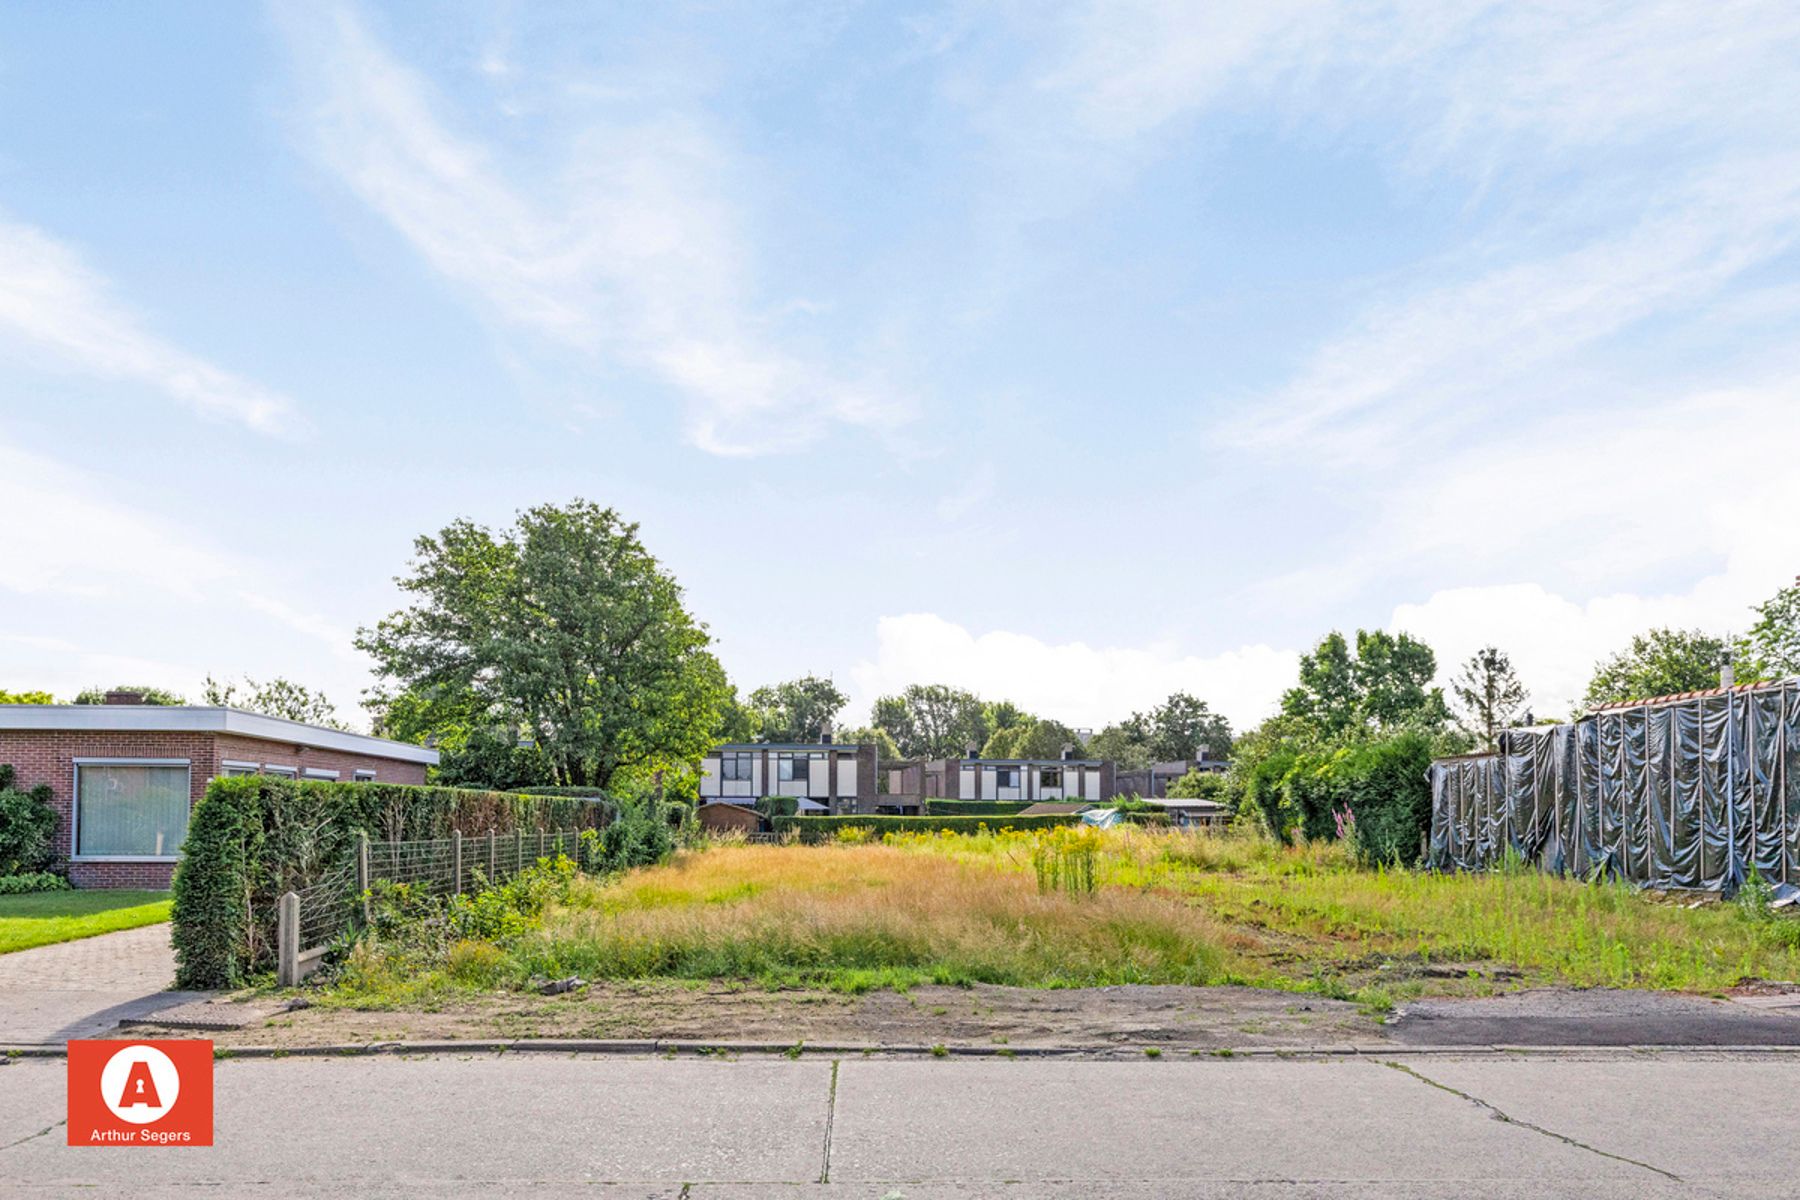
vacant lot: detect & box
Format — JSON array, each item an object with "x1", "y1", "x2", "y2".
[
  {"x1": 0, "y1": 890, "x2": 172, "y2": 955},
  {"x1": 314, "y1": 828, "x2": 1800, "y2": 1025}
]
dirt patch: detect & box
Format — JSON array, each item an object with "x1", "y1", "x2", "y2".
[{"x1": 217, "y1": 981, "x2": 1382, "y2": 1050}]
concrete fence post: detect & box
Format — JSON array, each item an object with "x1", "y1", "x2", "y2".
[
  {"x1": 277, "y1": 891, "x2": 300, "y2": 988},
  {"x1": 452, "y1": 830, "x2": 463, "y2": 895},
  {"x1": 487, "y1": 828, "x2": 496, "y2": 880},
  {"x1": 356, "y1": 833, "x2": 371, "y2": 926},
  {"x1": 515, "y1": 828, "x2": 524, "y2": 877}
]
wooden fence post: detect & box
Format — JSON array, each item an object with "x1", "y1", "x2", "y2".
[
  {"x1": 356, "y1": 832, "x2": 370, "y2": 926},
  {"x1": 452, "y1": 830, "x2": 463, "y2": 895},
  {"x1": 277, "y1": 891, "x2": 300, "y2": 988}
]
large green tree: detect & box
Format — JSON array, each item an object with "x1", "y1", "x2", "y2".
[
  {"x1": 747, "y1": 675, "x2": 847, "y2": 743},
  {"x1": 358, "y1": 500, "x2": 729, "y2": 789},
  {"x1": 0, "y1": 690, "x2": 53, "y2": 704},
  {"x1": 203, "y1": 674, "x2": 346, "y2": 730},
  {"x1": 982, "y1": 717, "x2": 1081, "y2": 760},
  {"x1": 1583, "y1": 628, "x2": 1729, "y2": 709},
  {"x1": 1450, "y1": 646, "x2": 1528, "y2": 751},
  {"x1": 1738, "y1": 576, "x2": 1800, "y2": 681},
  {"x1": 1086, "y1": 692, "x2": 1234, "y2": 768},
  {"x1": 871, "y1": 684, "x2": 989, "y2": 759},
  {"x1": 1280, "y1": 630, "x2": 1449, "y2": 737}
]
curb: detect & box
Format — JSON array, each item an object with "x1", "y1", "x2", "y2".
[{"x1": 10, "y1": 1038, "x2": 1800, "y2": 1060}]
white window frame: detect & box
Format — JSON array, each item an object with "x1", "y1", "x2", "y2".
[
  {"x1": 263, "y1": 764, "x2": 298, "y2": 778},
  {"x1": 70, "y1": 758, "x2": 192, "y2": 863},
  {"x1": 220, "y1": 760, "x2": 260, "y2": 777},
  {"x1": 353, "y1": 769, "x2": 377, "y2": 783},
  {"x1": 301, "y1": 768, "x2": 340, "y2": 781}
]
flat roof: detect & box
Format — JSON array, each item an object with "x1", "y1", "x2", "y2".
[
  {"x1": 958, "y1": 758, "x2": 1107, "y2": 766},
  {"x1": 0, "y1": 705, "x2": 439, "y2": 766},
  {"x1": 710, "y1": 742, "x2": 871, "y2": 752}
]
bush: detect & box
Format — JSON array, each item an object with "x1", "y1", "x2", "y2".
[
  {"x1": 0, "y1": 871, "x2": 70, "y2": 895},
  {"x1": 770, "y1": 813, "x2": 1079, "y2": 842},
  {"x1": 1243, "y1": 732, "x2": 1435, "y2": 865},
  {"x1": 1165, "y1": 771, "x2": 1230, "y2": 805},
  {"x1": 0, "y1": 764, "x2": 57, "y2": 877},
  {"x1": 923, "y1": 799, "x2": 1034, "y2": 816},
  {"x1": 754, "y1": 796, "x2": 799, "y2": 820},
  {"x1": 171, "y1": 776, "x2": 608, "y2": 989}
]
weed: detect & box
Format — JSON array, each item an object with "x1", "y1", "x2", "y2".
[
  {"x1": 930, "y1": 1043, "x2": 949, "y2": 1058},
  {"x1": 1143, "y1": 1046, "x2": 1162, "y2": 1058},
  {"x1": 784, "y1": 1041, "x2": 805, "y2": 1060}
]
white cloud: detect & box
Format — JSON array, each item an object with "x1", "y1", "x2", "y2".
[
  {"x1": 280, "y1": 3, "x2": 910, "y2": 456},
  {"x1": 0, "y1": 217, "x2": 296, "y2": 434},
  {"x1": 850, "y1": 612, "x2": 1298, "y2": 731}
]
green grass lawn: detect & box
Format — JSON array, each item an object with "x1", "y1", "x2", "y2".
[{"x1": 0, "y1": 890, "x2": 173, "y2": 955}]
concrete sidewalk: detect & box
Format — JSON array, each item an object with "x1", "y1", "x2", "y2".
[
  {"x1": 0, "y1": 924, "x2": 206, "y2": 1045},
  {"x1": 1, "y1": 1051, "x2": 1791, "y2": 1196}
]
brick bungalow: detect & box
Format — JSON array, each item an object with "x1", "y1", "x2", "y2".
[{"x1": 0, "y1": 696, "x2": 438, "y2": 889}]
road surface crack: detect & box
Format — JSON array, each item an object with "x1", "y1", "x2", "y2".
[
  {"x1": 1382, "y1": 1061, "x2": 1681, "y2": 1181},
  {"x1": 0, "y1": 1119, "x2": 65, "y2": 1154},
  {"x1": 820, "y1": 1059, "x2": 840, "y2": 1183}
]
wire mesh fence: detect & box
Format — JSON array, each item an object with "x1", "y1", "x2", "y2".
[{"x1": 277, "y1": 826, "x2": 585, "y2": 984}]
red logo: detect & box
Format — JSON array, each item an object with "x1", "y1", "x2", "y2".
[{"x1": 68, "y1": 1040, "x2": 214, "y2": 1147}]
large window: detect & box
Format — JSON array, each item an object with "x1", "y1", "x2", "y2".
[
  {"x1": 779, "y1": 754, "x2": 815, "y2": 783},
  {"x1": 995, "y1": 768, "x2": 1018, "y2": 789},
  {"x1": 75, "y1": 760, "x2": 191, "y2": 859},
  {"x1": 1040, "y1": 767, "x2": 1062, "y2": 789},
  {"x1": 721, "y1": 752, "x2": 753, "y2": 782}
]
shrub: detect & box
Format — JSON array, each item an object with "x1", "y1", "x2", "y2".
[
  {"x1": 754, "y1": 796, "x2": 799, "y2": 820},
  {"x1": 0, "y1": 871, "x2": 70, "y2": 895},
  {"x1": 1165, "y1": 771, "x2": 1230, "y2": 805},
  {"x1": 1246, "y1": 732, "x2": 1435, "y2": 865},
  {"x1": 923, "y1": 799, "x2": 1034, "y2": 816},
  {"x1": 171, "y1": 776, "x2": 608, "y2": 989},
  {"x1": 770, "y1": 814, "x2": 1079, "y2": 842},
  {"x1": 0, "y1": 765, "x2": 57, "y2": 877}
]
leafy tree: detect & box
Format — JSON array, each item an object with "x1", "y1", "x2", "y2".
[
  {"x1": 841, "y1": 724, "x2": 900, "y2": 759},
  {"x1": 1139, "y1": 692, "x2": 1233, "y2": 763},
  {"x1": 870, "y1": 684, "x2": 989, "y2": 759},
  {"x1": 1086, "y1": 723, "x2": 1152, "y2": 770},
  {"x1": 981, "y1": 700, "x2": 1032, "y2": 738},
  {"x1": 1583, "y1": 628, "x2": 1729, "y2": 709},
  {"x1": 1738, "y1": 576, "x2": 1800, "y2": 681},
  {"x1": 0, "y1": 690, "x2": 53, "y2": 704},
  {"x1": 1450, "y1": 646, "x2": 1528, "y2": 751},
  {"x1": 73, "y1": 685, "x2": 185, "y2": 705},
  {"x1": 202, "y1": 674, "x2": 347, "y2": 730},
  {"x1": 712, "y1": 688, "x2": 763, "y2": 744},
  {"x1": 747, "y1": 674, "x2": 847, "y2": 743},
  {"x1": 982, "y1": 717, "x2": 1081, "y2": 760},
  {"x1": 1280, "y1": 630, "x2": 1449, "y2": 736},
  {"x1": 357, "y1": 499, "x2": 728, "y2": 789},
  {"x1": 1165, "y1": 769, "x2": 1230, "y2": 804}
]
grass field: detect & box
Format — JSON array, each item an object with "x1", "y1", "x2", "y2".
[
  {"x1": 325, "y1": 826, "x2": 1800, "y2": 1010},
  {"x1": 0, "y1": 890, "x2": 172, "y2": 955}
]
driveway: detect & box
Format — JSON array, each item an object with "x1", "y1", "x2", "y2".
[{"x1": 0, "y1": 924, "x2": 207, "y2": 1046}]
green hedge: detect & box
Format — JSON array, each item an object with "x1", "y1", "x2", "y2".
[
  {"x1": 770, "y1": 813, "x2": 1079, "y2": 841},
  {"x1": 171, "y1": 777, "x2": 608, "y2": 989},
  {"x1": 922, "y1": 799, "x2": 1035, "y2": 816},
  {"x1": 0, "y1": 871, "x2": 69, "y2": 895}
]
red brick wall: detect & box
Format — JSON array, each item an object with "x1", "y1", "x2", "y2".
[{"x1": 0, "y1": 729, "x2": 428, "y2": 890}]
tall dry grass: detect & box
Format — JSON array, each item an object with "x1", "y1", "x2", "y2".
[{"x1": 522, "y1": 842, "x2": 1232, "y2": 990}]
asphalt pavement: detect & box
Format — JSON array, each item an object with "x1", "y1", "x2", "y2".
[{"x1": 2, "y1": 1050, "x2": 1793, "y2": 1197}]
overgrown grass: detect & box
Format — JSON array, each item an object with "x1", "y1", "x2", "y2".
[
  {"x1": 0, "y1": 890, "x2": 172, "y2": 955},
  {"x1": 321, "y1": 826, "x2": 1800, "y2": 1007}
]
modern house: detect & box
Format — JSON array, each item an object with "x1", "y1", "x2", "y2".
[
  {"x1": 1114, "y1": 754, "x2": 1228, "y2": 799},
  {"x1": 0, "y1": 697, "x2": 438, "y2": 889},
  {"x1": 696, "y1": 740, "x2": 878, "y2": 816},
  {"x1": 923, "y1": 751, "x2": 1115, "y2": 805}
]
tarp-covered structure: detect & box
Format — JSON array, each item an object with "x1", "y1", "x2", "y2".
[{"x1": 1428, "y1": 680, "x2": 1800, "y2": 891}]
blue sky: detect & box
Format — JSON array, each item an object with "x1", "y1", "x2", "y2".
[{"x1": 5, "y1": 1, "x2": 1800, "y2": 732}]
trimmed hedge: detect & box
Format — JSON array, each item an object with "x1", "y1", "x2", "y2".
[
  {"x1": 922, "y1": 799, "x2": 1035, "y2": 816},
  {"x1": 171, "y1": 777, "x2": 608, "y2": 989},
  {"x1": 0, "y1": 871, "x2": 69, "y2": 895},
  {"x1": 771, "y1": 813, "x2": 1079, "y2": 842}
]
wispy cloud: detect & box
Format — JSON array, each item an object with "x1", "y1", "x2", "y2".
[
  {"x1": 0, "y1": 216, "x2": 298, "y2": 434},
  {"x1": 850, "y1": 612, "x2": 1298, "y2": 730},
  {"x1": 278, "y1": 3, "x2": 910, "y2": 456}
]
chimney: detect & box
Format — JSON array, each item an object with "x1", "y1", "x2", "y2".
[
  {"x1": 1721, "y1": 649, "x2": 1736, "y2": 690},
  {"x1": 1060, "y1": 743, "x2": 1074, "y2": 761},
  {"x1": 104, "y1": 689, "x2": 145, "y2": 706},
  {"x1": 820, "y1": 728, "x2": 833, "y2": 745},
  {"x1": 965, "y1": 742, "x2": 979, "y2": 760},
  {"x1": 1195, "y1": 743, "x2": 1210, "y2": 765}
]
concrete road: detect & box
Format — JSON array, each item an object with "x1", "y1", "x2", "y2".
[{"x1": 0, "y1": 1051, "x2": 1790, "y2": 1198}]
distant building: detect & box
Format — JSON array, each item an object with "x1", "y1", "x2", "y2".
[
  {"x1": 911, "y1": 749, "x2": 1115, "y2": 806},
  {"x1": 1113, "y1": 754, "x2": 1227, "y2": 799},
  {"x1": 697, "y1": 740, "x2": 878, "y2": 816}
]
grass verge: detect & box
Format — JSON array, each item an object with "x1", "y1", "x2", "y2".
[{"x1": 0, "y1": 890, "x2": 172, "y2": 955}]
